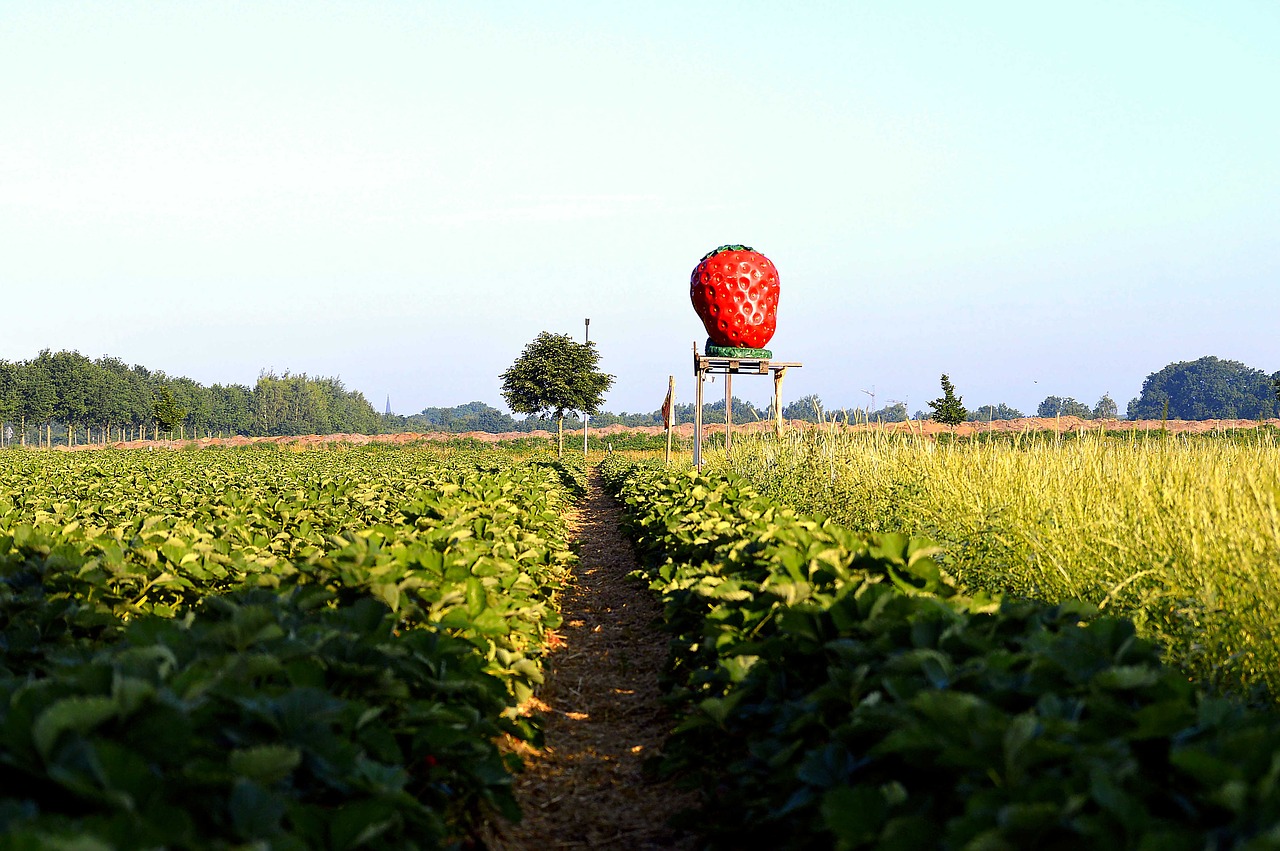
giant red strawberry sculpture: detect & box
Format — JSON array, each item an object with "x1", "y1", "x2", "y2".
[{"x1": 690, "y1": 244, "x2": 779, "y2": 357}]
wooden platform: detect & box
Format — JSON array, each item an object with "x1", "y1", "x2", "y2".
[{"x1": 692, "y1": 344, "x2": 802, "y2": 469}]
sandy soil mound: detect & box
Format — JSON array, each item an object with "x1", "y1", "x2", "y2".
[{"x1": 45, "y1": 416, "x2": 1280, "y2": 452}]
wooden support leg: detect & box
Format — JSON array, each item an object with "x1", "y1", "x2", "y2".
[
  {"x1": 665, "y1": 375, "x2": 674, "y2": 465},
  {"x1": 725, "y1": 371, "x2": 733, "y2": 453},
  {"x1": 694, "y1": 360, "x2": 704, "y2": 470},
  {"x1": 774, "y1": 367, "x2": 787, "y2": 438}
]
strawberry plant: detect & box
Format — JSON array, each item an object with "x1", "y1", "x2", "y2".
[
  {"x1": 600, "y1": 457, "x2": 1280, "y2": 849},
  {"x1": 0, "y1": 445, "x2": 582, "y2": 846},
  {"x1": 0, "y1": 589, "x2": 519, "y2": 849}
]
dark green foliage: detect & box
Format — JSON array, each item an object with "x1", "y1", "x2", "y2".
[
  {"x1": 252, "y1": 371, "x2": 383, "y2": 437},
  {"x1": 1036, "y1": 395, "x2": 1093, "y2": 418},
  {"x1": 152, "y1": 385, "x2": 188, "y2": 435},
  {"x1": 782, "y1": 394, "x2": 825, "y2": 422},
  {"x1": 1093, "y1": 393, "x2": 1119, "y2": 419},
  {"x1": 0, "y1": 351, "x2": 384, "y2": 444},
  {"x1": 406, "y1": 401, "x2": 521, "y2": 433},
  {"x1": 927, "y1": 375, "x2": 968, "y2": 425},
  {"x1": 500, "y1": 332, "x2": 614, "y2": 456},
  {"x1": 966, "y1": 403, "x2": 1023, "y2": 422},
  {"x1": 387, "y1": 402, "x2": 681, "y2": 434},
  {"x1": 500, "y1": 332, "x2": 613, "y2": 423},
  {"x1": 777, "y1": 397, "x2": 910, "y2": 425},
  {"x1": 0, "y1": 447, "x2": 579, "y2": 846},
  {"x1": 1127, "y1": 356, "x2": 1279, "y2": 420},
  {"x1": 692, "y1": 396, "x2": 764, "y2": 425},
  {"x1": 598, "y1": 457, "x2": 1280, "y2": 850},
  {"x1": 867, "y1": 402, "x2": 909, "y2": 423},
  {"x1": 0, "y1": 590, "x2": 516, "y2": 849},
  {"x1": 0, "y1": 361, "x2": 18, "y2": 430}
]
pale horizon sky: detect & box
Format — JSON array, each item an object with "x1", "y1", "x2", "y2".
[{"x1": 3, "y1": 1, "x2": 1277, "y2": 418}]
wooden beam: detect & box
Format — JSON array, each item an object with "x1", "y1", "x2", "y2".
[
  {"x1": 725, "y1": 370, "x2": 733, "y2": 453},
  {"x1": 774, "y1": 366, "x2": 787, "y2": 437},
  {"x1": 694, "y1": 343, "x2": 704, "y2": 470},
  {"x1": 665, "y1": 374, "x2": 674, "y2": 465}
]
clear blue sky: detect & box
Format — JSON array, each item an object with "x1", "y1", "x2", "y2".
[{"x1": 3, "y1": 1, "x2": 1277, "y2": 418}]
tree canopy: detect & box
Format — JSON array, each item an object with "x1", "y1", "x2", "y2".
[
  {"x1": 500, "y1": 332, "x2": 614, "y2": 455},
  {"x1": 928, "y1": 375, "x2": 968, "y2": 426},
  {"x1": 406, "y1": 401, "x2": 521, "y2": 433},
  {"x1": 1126, "y1": 356, "x2": 1280, "y2": 420},
  {"x1": 1036, "y1": 396, "x2": 1094, "y2": 418},
  {"x1": 0, "y1": 351, "x2": 384, "y2": 445},
  {"x1": 781, "y1": 394, "x2": 824, "y2": 423},
  {"x1": 967, "y1": 403, "x2": 1023, "y2": 422}
]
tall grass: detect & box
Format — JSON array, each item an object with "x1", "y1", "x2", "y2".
[{"x1": 718, "y1": 426, "x2": 1280, "y2": 699}]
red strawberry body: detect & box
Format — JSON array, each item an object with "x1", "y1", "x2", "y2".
[{"x1": 690, "y1": 245, "x2": 780, "y2": 350}]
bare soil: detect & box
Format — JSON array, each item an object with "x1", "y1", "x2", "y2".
[{"x1": 483, "y1": 471, "x2": 697, "y2": 850}]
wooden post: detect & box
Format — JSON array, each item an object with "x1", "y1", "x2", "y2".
[
  {"x1": 690, "y1": 349, "x2": 801, "y2": 470},
  {"x1": 724, "y1": 370, "x2": 733, "y2": 453},
  {"x1": 773, "y1": 367, "x2": 787, "y2": 437},
  {"x1": 665, "y1": 375, "x2": 674, "y2": 465},
  {"x1": 693, "y1": 345, "x2": 704, "y2": 470}
]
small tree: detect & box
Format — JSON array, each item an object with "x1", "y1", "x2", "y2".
[
  {"x1": 153, "y1": 385, "x2": 187, "y2": 438},
  {"x1": 1093, "y1": 393, "x2": 1118, "y2": 420},
  {"x1": 928, "y1": 374, "x2": 968, "y2": 426},
  {"x1": 500, "y1": 331, "x2": 614, "y2": 457},
  {"x1": 1037, "y1": 395, "x2": 1092, "y2": 419}
]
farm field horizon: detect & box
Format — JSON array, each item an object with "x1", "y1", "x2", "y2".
[
  {"x1": 5, "y1": 434, "x2": 1280, "y2": 846},
  {"x1": 10, "y1": 423, "x2": 1279, "y2": 700},
  {"x1": 10, "y1": 415, "x2": 1280, "y2": 453}
]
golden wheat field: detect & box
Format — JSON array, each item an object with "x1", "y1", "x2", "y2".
[{"x1": 717, "y1": 426, "x2": 1280, "y2": 699}]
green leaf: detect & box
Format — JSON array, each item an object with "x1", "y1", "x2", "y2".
[
  {"x1": 229, "y1": 778, "x2": 286, "y2": 840},
  {"x1": 329, "y1": 798, "x2": 399, "y2": 849},
  {"x1": 471, "y1": 607, "x2": 508, "y2": 636},
  {"x1": 33, "y1": 696, "x2": 119, "y2": 760},
  {"x1": 1093, "y1": 665, "x2": 1161, "y2": 690},
  {"x1": 229, "y1": 745, "x2": 303, "y2": 784},
  {"x1": 797, "y1": 744, "x2": 859, "y2": 788},
  {"x1": 822, "y1": 785, "x2": 886, "y2": 844}
]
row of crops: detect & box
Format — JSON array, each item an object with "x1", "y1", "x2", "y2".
[
  {"x1": 717, "y1": 427, "x2": 1280, "y2": 699},
  {"x1": 599, "y1": 456, "x2": 1280, "y2": 849},
  {"x1": 0, "y1": 445, "x2": 582, "y2": 849}
]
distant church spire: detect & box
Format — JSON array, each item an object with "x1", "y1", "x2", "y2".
[{"x1": 385, "y1": 395, "x2": 392, "y2": 416}]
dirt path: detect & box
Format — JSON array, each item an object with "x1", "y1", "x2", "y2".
[{"x1": 485, "y1": 471, "x2": 696, "y2": 850}]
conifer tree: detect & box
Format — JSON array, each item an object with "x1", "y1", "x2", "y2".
[{"x1": 928, "y1": 374, "x2": 968, "y2": 426}]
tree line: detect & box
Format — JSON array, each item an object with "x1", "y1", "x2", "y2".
[
  {"x1": 926, "y1": 356, "x2": 1280, "y2": 424},
  {"x1": 0, "y1": 350, "x2": 383, "y2": 447},
  {"x1": 392, "y1": 355, "x2": 1280, "y2": 434},
  {"x1": 1014, "y1": 356, "x2": 1280, "y2": 422},
  {"x1": 4, "y1": 351, "x2": 1273, "y2": 447}
]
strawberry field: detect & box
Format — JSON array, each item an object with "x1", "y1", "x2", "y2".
[
  {"x1": 600, "y1": 456, "x2": 1280, "y2": 849},
  {"x1": 0, "y1": 445, "x2": 580, "y2": 848},
  {"x1": 7, "y1": 437, "x2": 1280, "y2": 849}
]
